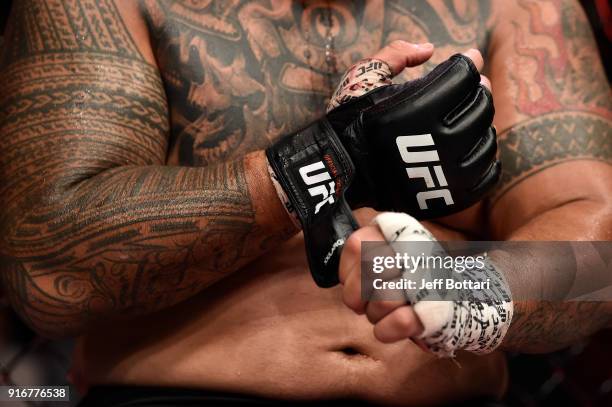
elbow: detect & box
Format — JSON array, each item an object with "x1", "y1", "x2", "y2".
[
  {"x1": 0, "y1": 177, "x2": 111, "y2": 339},
  {"x1": 6, "y1": 289, "x2": 92, "y2": 340},
  {"x1": 3, "y1": 292, "x2": 91, "y2": 340},
  {"x1": 0, "y1": 252, "x2": 93, "y2": 340},
  {"x1": 0, "y1": 180, "x2": 126, "y2": 339}
]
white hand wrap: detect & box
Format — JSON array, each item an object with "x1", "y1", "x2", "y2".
[
  {"x1": 374, "y1": 212, "x2": 514, "y2": 357},
  {"x1": 327, "y1": 58, "x2": 393, "y2": 112}
]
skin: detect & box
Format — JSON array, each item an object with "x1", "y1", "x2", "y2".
[
  {"x1": 0, "y1": 0, "x2": 609, "y2": 400},
  {"x1": 339, "y1": 0, "x2": 612, "y2": 353},
  {"x1": 0, "y1": 0, "x2": 497, "y2": 339}
]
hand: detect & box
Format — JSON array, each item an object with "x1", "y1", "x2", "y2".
[
  {"x1": 339, "y1": 212, "x2": 514, "y2": 357},
  {"x1": 328, "y1": 46, "x2": 497, "y2": 215},
  {"x1": 267, "y1": 41, "x2": 499, "y2": 287},
  {"x1": 338, "y1": 220, "x2": 426, "y2": 345},
  {"x1": 328, "y1": 43, "x2": 492, "y2": 112}
]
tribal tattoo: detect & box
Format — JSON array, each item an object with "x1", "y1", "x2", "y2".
[
  {"x1": 1, "y1": 0, "x2": 609, "y2": 344},
  {"x1": 0, "y1": 0, "x2": 266, "y2": 336},
  {"x1": 496, "y1": 112, "x2": 611, "y2": 199},
  {"x1": 140, "y1": 0, "x2": 492, "y2": 166},
  {"x1": 493, "y1": 0, "x2": 612, "y2": 350},
  {"x1": 0, "y1": 0, "x2": 495, "y2": 336},
  {"x1": 495, "y1": 0, "x2": 612, "y2": 201},
  {"x1": 506, "y1": 0, "x2": 611, "y2": 117}
]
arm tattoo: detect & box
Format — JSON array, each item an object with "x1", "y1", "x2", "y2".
[
  {"x1": 0, "y1": 0, "x2": 278, "y2": 336},
  {"x1": 507, "y1": 0, "x2": 611, "y2": 117},
  {"x1": 140, "y1": 0, "x2": 494, "y2": 167},
  {"x1": 495, "y1": 112, "x2": 612, "y2": 200},
  {"x1": 388, "y1": 0, "x2": 492, "y2": 80},
  {"x1": 504, "y1": 301, "x2": 611, "y2": 352},
  {"x1": 493, "y1": 0, "x2": 612, "y2": 349},
  {"x1": 494, "y1": 0, "x2": 612, "y2": 201}
]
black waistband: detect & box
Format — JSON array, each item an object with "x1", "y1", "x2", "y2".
[
  {"x1": 78, "y1": 386, "x2": 376, "y2": 407},
  {"x1": 78, "y1": 385, "x2": 506, "y2": 407}
]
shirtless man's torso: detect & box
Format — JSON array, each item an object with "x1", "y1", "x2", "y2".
[
  {"x1": 1, "y1": 1, "x2": 610, "y2": 405},
  {"x1": 84, "y1": 2, "x2": 507, "y2": 403}
]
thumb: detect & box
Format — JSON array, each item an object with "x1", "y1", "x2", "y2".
[{"x1": 372, "y1": 40, "x2": 434, "y2": 76}]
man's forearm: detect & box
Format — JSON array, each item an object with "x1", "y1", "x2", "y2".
[
  {"x1": 499, "y1": 200, "x2": 612, "y2": 353},
  {"x1": 0, "y1": 151, "x2": 297, "y2": 338},
  {"x1": 0, "y1": 0, "x2": 299, "y2": 337}
]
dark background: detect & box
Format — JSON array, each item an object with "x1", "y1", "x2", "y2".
[{"x1": 0, "y1": 0, "x2": 611, "y2": 406}]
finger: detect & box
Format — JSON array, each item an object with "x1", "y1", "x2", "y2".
[
  {"x1": 461, "y1": 48, "x2": 484, "y2": 72},
  {"x1": 340, "y1": 225, "x2": 390, "y2": 314},
  {"x1": 342, "y1": 267, "x2": 366, "y2": 314},
  {"x1": 480, "y1": 74, "x2": 491, "y2": 91},
  {"x1": 414, "y1": 53, "x2": 481, "y2": 110},
  {"x1": 366, "y1": 298, "x2": 406, "y2": 324},
  {"x1": 470, "y1": 159, "x2": 501, "y2": 195},
  {"x1": 339, "y1": 226, "x2": 385, "y2": 284},
  {"x1": 373, "y1": 306, "x2": 424, "y2": 343},
  {"x1": 446, "y1": 84, "x2": 495, "y2": 146},
  {"x1": 412, "y1": 338, "x2": 433, "y2": 354},
  {"x1": 460, "y1": 125, "x2": 497, "y2": 173},
  {"x1": 372, "y1": 40, "x2": 434, "y2": 76}
]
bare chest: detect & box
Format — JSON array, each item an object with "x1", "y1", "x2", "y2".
[{"x1": 142, "y1": 0, "x2": 491, "y2": 166}]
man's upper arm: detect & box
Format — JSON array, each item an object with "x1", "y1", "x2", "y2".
[
  {"x1": 487, "y1": 0, "x2": 611, "y2": 238},
  {"x1": 0, "y1": 0, "x2": 168, "y2": 173}
]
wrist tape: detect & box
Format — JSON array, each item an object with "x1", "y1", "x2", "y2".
[{"x1": 374, "y1": 212, "x2": 513, "y2": 357}]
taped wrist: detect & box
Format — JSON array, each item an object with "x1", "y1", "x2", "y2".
[
  {"x1": 266, "y1": 120, "x2": 357, "y2": 287},
  {"x1": 374, "y1": 212, "x2": 513, "y2": 357}
]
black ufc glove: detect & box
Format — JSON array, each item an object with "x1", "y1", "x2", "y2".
[{"x1": 267, "y1": 54, "x2": 500, "y2": 287}]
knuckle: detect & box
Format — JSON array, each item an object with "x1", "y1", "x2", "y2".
[
  {"x1": 374, "y1": 324, "x2": 393, "y2": 343},
  {"x1": 367, "y1": 301, "x2": 395, "y2": 323},
  {"x1": 475, "y1": 86, "x2": 495, "y2": 124},
  {"x1": 393, "y1": 308, "x2": 414, "y2": 330},
  {"x1": 338, "y1": 263, "x2": 351, "y2": 284},
  {"x1": 480, "y1": 83, "x2": 493, "y2": 102},
  {"x1": 366, "y1": 302, "x2": 383, "y2": 323},
  {"x1": 362, "y1": 225, "x2": 385, "y2": 241},
  {"x1": 388, "y1": 40, "x2": 407, "y2": 50},
  {"x1": 344, "y1": 232, "x2": 363, "y2": 257},
  {"x1": 345, "y1": 226, "x2": 381, "y2": 257},
  {"x1": 489, "y1": 128, "x2": 499, "y2": 153},
  {"x1": 339, "y1": 255, "x2": 359, "y2": 284},
  {"x1": 455, "y1": 55, "x2": 480, "y2": 84},
  {"x1": 492, "y1": 160, "x2": 502, "y2": 180}
]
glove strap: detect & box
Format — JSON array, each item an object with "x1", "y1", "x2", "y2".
[{"x1": 266, "y1": 120, "x2": 358, "y2": 287}]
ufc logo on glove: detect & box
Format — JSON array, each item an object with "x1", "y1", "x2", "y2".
[
  {"x1": 267, "y1": 54, "x2": 500, "y2": 286},
  {"x1": 396, "y1": 134, "x2": 454, "y2": 210},
  {"x1": 299, "y1": 161, "x2": 336, "y2": 214}
]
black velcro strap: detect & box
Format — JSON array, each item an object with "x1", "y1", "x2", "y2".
[
  {"x1": 266, "y1": 119, "x2": 358, "y2": 287},
  {"x1": 266, "y1": 119, "x2": 354, "y2": 225}
]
